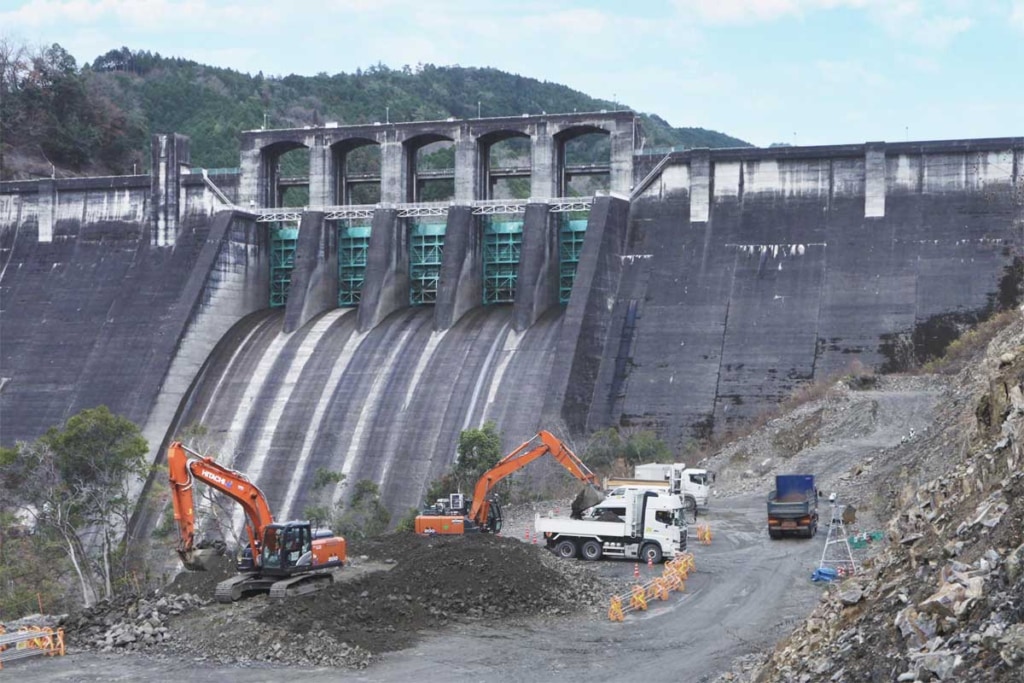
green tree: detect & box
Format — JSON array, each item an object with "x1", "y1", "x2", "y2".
[
  {"x1": 303, "y1": 467, "x2": 344, "y2": 531},
  {"x1": 334, "y1": 480, "x2": 390, "y2": 540},
  {"x1": 424, "y1": 422, "x2": 505, "y2": 505},
  {"x1": 583, "y1": 427, "x2": 671, "y2": 470},
  {"x1": 0, "y1": 406, "x2": 149, "y2": 606}
]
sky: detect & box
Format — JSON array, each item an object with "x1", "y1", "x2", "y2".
[{"x1": 1, "y1": 0, "x2": 1022, "y2": 147}]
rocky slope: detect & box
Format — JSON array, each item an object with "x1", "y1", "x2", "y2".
[{"x1": 709, "y1": 310, "x2": 1024, "y2": 682}]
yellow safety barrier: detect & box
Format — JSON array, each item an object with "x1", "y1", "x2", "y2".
[
  {"x1": 607, "y1": 553, "x2": 696, "y2": 620},
  {"x1": 608, "y1": 595, "x2": 625, "y2": 622},
  {"x1": 629, "y1": 584, "x2": 648, "y2": 611},
  {"x1": 696, "y1": 524, "x2": 713, "y2": 545}
]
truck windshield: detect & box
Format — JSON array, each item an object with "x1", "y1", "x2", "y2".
[{"x1": 656, "y1": 509, "x2": 686, "y2": 527}]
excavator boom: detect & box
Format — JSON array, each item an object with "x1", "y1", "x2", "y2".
[
  {"x1": 415, "y1": 430, "x2": 599, "y2": 535},
  {"x1": 469, "y1": 430, "x2": 597, "y2": 526},
  {"x1": 167, "y1": 441, "x2": 274, "y2": 569}
]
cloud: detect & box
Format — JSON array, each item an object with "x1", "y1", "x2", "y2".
[
  {"x1": 0, "y1": 0, "x2": 281, "y2": 32},
  {"x1": 670, "y1": 0, "x2": 974, "y2": 45},
  {"x1": 815, "y1": 59, "x2": 888, "y2": 89},
  {"x1": 669, "y1": 0, "x2": 875, "y2": 24},
  {"x1": 1012, "y1": 0, "x2": 1024, "y2": 30}
]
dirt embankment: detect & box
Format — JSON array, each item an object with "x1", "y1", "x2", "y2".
[{"x1": 57, "y1": 531, "x2": 609, "y2": 669}]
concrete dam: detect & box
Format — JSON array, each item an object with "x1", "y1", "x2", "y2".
[{"x1": 1, "y1": 111, "x2": 1021, "y2": 524}]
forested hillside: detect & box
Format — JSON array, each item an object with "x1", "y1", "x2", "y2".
[{"x1": 0, "y1": 41, "x2": 750, "y2": 180}]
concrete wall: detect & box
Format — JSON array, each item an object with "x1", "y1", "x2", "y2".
[
  {"x1": 434, "y1": 206, "x2": 482, "y2": 330},
  {"x1": 356, "y1": 208, "x2": 407, "y2": 332},
  {"x1": 620, "y1": 138, "x2": 1024, "y2": 447},
  {"x1": 0, "y1": 203, "x2": 269, "y2": 470},
  {"x1": 546, "y1": 194, "x2": 632, "y2": 429},
  {"x1": 283, "y1": 211, "x2": 337, "y2": 333}
]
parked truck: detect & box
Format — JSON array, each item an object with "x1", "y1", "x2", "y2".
[
  {"x1": 767, "y1": 474, "x2": 819, "y2": 539},
  {"x1": 535, "y1": 489, "x2": 687, "y2": 563},
  {"x1": 604, "y1": 462, "x2": 712, "y2": 513}
]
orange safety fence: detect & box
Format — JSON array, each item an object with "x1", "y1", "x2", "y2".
[
  {"x1": 696, "y1": 523, "x2": 713, "y2": 545},
  {"x1": 606, "y1": 553, "x2": 695, "y2": 621}
]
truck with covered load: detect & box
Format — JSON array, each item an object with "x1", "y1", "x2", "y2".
[
  {"x1": 767, "y1": 474, "x2": 819, "y2": 539},
  {"x1": 535, "y1": 489, "x2": 687, "y2": 564}
]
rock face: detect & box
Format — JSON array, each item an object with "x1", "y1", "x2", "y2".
[{"x1": 713, "y1": 313, "x2": 1024, "y2": 683}]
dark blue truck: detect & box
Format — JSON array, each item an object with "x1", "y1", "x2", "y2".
[{"x1": 767, "y1": 474, "x2": 819, "y2": 539}]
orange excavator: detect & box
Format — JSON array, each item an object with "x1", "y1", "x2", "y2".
[
  {"x1": 167, "y1": 441, "x2": 347, "y2": 603},
  {"x1": 414, "y1": 430, "x2": 603, "y2": 535}
]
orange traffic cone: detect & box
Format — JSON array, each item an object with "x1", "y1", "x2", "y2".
[
  {"x1": 647, "y1": 556, "x2": 654, "y2": 569},
  {"x1": 633, "y1": 563, "x2": 640, "y2": 579},
  {"x1": 525, "y1": 529, "x2": 530, "y2": 542},
  {"x1": 532, "y1": 533, "x2": 537, "y2": 544}
]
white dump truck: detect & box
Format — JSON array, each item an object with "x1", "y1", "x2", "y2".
[
  {"x1": 604, "y1": 462, "x2": 712, "y2": 512},
  {"x1": 535, "y1": 489, "x2": 687, "y2": 563}
]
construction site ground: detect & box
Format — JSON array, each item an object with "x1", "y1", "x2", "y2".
[{"x1": 10, "y1": 376, "x2": 944, "y2": 682}]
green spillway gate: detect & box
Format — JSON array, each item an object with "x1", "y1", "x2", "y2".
[
  {"x1": 483, "y1": 219, "x2": 523, "y2": 304},
  {"x1": 338, "y1": 224, "x2": 371, "y2": 306},
  {"x1": 270, "y1": 225, "x2": 299, "y2": 308},
  {"x1": 410, "y1": 222, "x2": 446, "y2": 305},
  {"x1": 559, "y1": 218, "x2": 588, "y2": 304}
]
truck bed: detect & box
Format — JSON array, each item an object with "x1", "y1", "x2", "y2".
[
  {"x1": 767, "y1": 500, "x2": 814, "y2": 518},
  {"x1": 535, "y1": 515, "x2": 630, "y2": 538}
]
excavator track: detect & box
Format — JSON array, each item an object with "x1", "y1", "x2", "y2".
[
  {"x1": 268, "y1": 570, "x2": 334, "y2": 599},
  {"x1": 214, "y1": 574, "x2": 276, "y2": 603}
]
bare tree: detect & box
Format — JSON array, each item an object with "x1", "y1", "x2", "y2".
[{"x1": 0, "y1": 35, "x2": 28, "y2": 180}]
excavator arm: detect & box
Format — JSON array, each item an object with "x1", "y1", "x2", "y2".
[
  {"x1": 468, "y1": 430, "x2": 598, "y2": 528},
  {"x1": 167, "y1": 441, "x2": 275, "y2": 570}
]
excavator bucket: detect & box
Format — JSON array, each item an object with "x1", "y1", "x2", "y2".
[
  {"x1": 571, "y1": 484, "x2": 605, "y2": 519},
  {"x1": 180, "y1": 540, "x2": 226, "y2": 571}
]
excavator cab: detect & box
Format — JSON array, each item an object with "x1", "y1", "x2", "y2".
[{"x1": 260, "y1": 523, "x2": 312, "y2": 574}]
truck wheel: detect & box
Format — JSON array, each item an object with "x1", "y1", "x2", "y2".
[
  {"x1": 554, "y1": 539, "x2": 578, "y2": 559},
  {"x1": 580, "y1": 540, "x2": 603, "y2": 561},
  {"x1": 769, "y1": 529, "x2": 781, "y2": 540},
  {"x1": 640, "y1": 543, "x2": 663, "y2": 564},
  {"x1": 685, "y1": 496, "x2": 698, "y2": 520}
]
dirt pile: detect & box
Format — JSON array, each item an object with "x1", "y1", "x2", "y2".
[
  {"x1": 163, "y1": 553, "x2": 236, "y2": 599},
  {"x1": 263, "y1": 532, "x2": 607, "y2": 654},
  {"x1": 57, "y1": 531, "x2": 607, "y2": 670},
  {"x1": 714, "y1": 312, "x2": 1024, "y2": 682}
]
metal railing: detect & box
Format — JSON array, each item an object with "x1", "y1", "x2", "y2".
[
  {"x1": 0, "y1": 626, "x2": 66, "y2": 669},
  {"x1": 251, "y1": 197, "x2": 595, "y2": 223}
]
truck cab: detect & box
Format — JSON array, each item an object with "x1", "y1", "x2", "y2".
[{"x1": 607, "y1": 463, "x2": 713, "y2": 512}]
